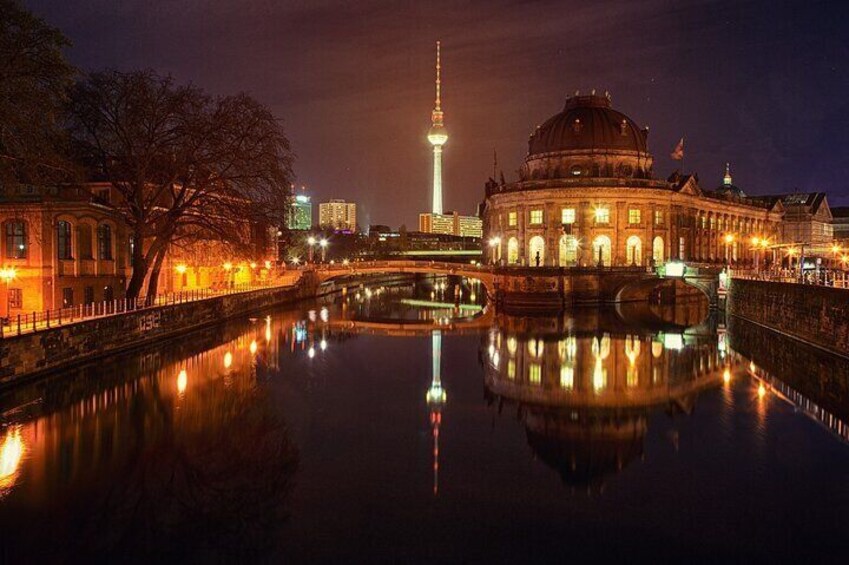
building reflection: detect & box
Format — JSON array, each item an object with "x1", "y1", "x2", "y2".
[
  {"x1": 483, "y1": 308, "x2": 729, "y2": 490},
  {"x1": 0, "y1": 313, "x2": 301, "y2": 561},
  {"x1": 426, "y1": 330, "x2": 446, "y2": 495}
]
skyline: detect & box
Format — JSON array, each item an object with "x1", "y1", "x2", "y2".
[{"x1": 24, "y1": 0, "x2": 849, "y2": 228}]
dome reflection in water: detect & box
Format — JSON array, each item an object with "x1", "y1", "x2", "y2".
[{"x1": 1, "y1": 275, "x2": 849, "y2": 561}]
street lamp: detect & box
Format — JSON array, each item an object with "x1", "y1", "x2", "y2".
[
  {"x1": 488, "y1": 236, "x2": 501, "y2": 265},
  {"x1": 319, "y1": 238, "x2": 328, "y2": 263},
  {"x1": 307, "y1": 236, "x2": 316, "y2": 263},
  {"x1": 0, "y1": 267, "x2": 16, "y2": 320}
]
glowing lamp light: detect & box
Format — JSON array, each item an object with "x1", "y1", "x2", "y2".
[
  {"x1": 751, "y1": 237, "x2": 760, "y2": 246},
  {"x1": 787, "y1": 247, "x2": 798, "y2": 256},
  {"x1": 223, "y1": 262, "x2": 233, "y2": 271},
  {"x1": 724, "y1": 234, "x2": 735, "y2": 244},
  {"x1": 319, "y1": 239, "x2": 328, "y2": 248},
  {"x1": 250, "y1": 262, "x2": 258, "y2": 269},
  {"x1": 223, "y1": 351, "x2": 233, "y2": 368},
  {"x1": 757, "y1": 383, "x2": 767, "y2": 398},
  {"x1": 594, "y1": 207, "x2": 607, "y2": 221},
  {"x1": 175, "y1": 264, "x2": 187, "y2": 274},
  {"x1": 342, "y1": 259, "x2": 349, "y2": 265},
  {"x1": 488, "y1": 236, "x2": 501, "y2": 247},
  {"x1": 0, "y1": 267, "x2": 16, "y2": 283},
  {"x1": 760, "y1": 239, "x2": 770, "y2": 248},
  {"x1": 832, "y1": 244, "x2": 841, "y2": 254},
  {"x1": 723, "y1": 368, "x2": 731, "y2": 384},
  {"x1": 291, "y1": 257, "x2": 300, "y2": 265},
  {"x1": 177, "y1": 369, "x2": 188, "y2": 394},
  {"x1": 265, "y1": 260, "x2": 272, "y2": 269},
  {"x1": 250, "y1": 340, "x2": 258, "y2": 354},
  {"x1": 665, "y1": 261, "x2": 686, "y2": 278},
  {"x1": 0, "y1": 427, "x2": 24, "y2": 489},
  {"x1": 307, "y1": 236, "x2": 316, "y2": 246}
]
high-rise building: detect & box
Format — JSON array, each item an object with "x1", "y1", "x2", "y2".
[
  {"x1": 419, "y1": 211, "x2": 483, "y2": 238},
  {"x1": 427, "y1": 41, "x2": 447, "y2": 215},
  {"x1": 319, "y1": 199, "x2": 357, "y2": 232},
  {"x1": 288, "y1": 194, "x2": 312, "y2": 230}
]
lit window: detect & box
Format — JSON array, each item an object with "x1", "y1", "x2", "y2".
[
  {"x1": 628, "y1": 209, "x2": 641, "y2": 224},
  {"x1": 8, "y1": 288, "x2": 22, "y2": 309},
  {"x1": 529, "y1": 363, "x2": 542, "y2": 384},
  {"x1": 701, "y1": 215, "x2": 707, "y2": 229},
  {"x1": 508, "y1": 212, "x2": 517, "y2": 227},
  {"x1": 655, "y1": 210, "x2": 664, "y2": 226},
  {"x1": 594, "y1": 207, "x2": 610, "y2": 224},
  {"x1": 560, "y1": 365, "x2": 574, "y2": 389},
  {"x1": 529, "y1": 210, "x2": 543, "y2": 224},
  {"x1": 561, "y1": 208, "x2": 576, "y2": 224},
  {"x1": 5, "y1": 221, "x2": 26, "y2": 259},
  {"x1": 507, "y1": 360, "x2": 516, "y2": 380}
]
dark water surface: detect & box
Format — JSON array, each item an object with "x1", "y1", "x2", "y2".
[{"x1": 1, "y1": 276, "x2": 849, "y2": 563}]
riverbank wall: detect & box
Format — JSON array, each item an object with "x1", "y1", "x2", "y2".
[
  {"x1": 0, "y1": 273, "x2": 321, "y2": 386},
  {"x1": 728, "y1": 278, "x2": 849, "y2": 357}
]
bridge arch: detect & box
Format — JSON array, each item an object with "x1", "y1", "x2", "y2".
[
  {"x1": 613, "y1": 276, "x2": 715, "y2": 308},
  {"x1": 312, "y1": 261, "x2": 496, "y2": 297}
]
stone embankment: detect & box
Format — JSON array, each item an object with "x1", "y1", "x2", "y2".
[
  {"x1": 0, "y1": 272, "x2": 321, "y2": 385},
  {"x1": 728, "y1": 278, "x2": 849, "y2": 357}
]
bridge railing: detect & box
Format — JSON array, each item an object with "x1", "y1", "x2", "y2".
[{"x1": 733, "y1": 269, "x2": 849, "y2": 289}]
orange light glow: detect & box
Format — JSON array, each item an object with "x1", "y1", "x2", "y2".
[
  {"x1": 723, "y1": 368, "x2": 731, "y2": 384},
  {"x1": 757, "y1": 383, "x2": 767, "y2": 398},
  {"x1": 223, "y1": 351, "x2": 233, "y2": 368},
  {"x1": 0, "y1": 427, "x2": 24, "y2": 491},
  {"x1": 249, "y1": 340, "x2": 258, "y2": 354},
  {"x1": 176, "y1": 369, "x2": 187, "y2": 394},
  {"x1": 175, "y1": 264, "x2": 187, "y2": 274}
]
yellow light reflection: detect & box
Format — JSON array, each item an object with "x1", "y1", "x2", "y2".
[
  {"x1": 223, "y1": 351, "x2": 233, "y2": 369},
  {"x1": 250, "y1": 340, "x2": 258, "y2": 354},
  {"x1": 723, "y1": 368, "x2": 731, "y2": 384},
  {"x1": 0, "y1": 427, "x2": 24, "y2": 492},
  {"x1": 176, "y1": 369, "x2": 188, "y2": 394},
  {"x1": 757, "y1": 383, "x2": 767, "y2": 398}
]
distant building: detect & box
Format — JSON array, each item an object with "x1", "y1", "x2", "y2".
[
  {"x1": 288, "y1": 194, "x2": 312, "y2": 230},
  {"x1": 419, "y1": 211, "x2": 483, "y2": 238},
  {"x1": 832, "y1": 207, "x2": 849, "y2": 242},
  {"x1": 319, "y1": 199, "x2": 357, "y2": 232},
  {"x1": 752, "y1": 192, "x2": 834, "y2": 245}
]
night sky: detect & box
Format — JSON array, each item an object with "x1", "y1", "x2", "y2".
[{"x1": 25, "y1": 0, "x2": 849, "y2": 227}]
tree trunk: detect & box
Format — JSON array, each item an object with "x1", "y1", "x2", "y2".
[
  {"x1": 125, "y1": 232, "x2": 148, "y2": 300},
  {"x1": 145, "y1": 246, "x2": 168, "y2": 303}
]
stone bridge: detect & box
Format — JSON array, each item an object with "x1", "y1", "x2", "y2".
[{"x1": 306, "y1": 260, "x2": 723, "y2": 311}]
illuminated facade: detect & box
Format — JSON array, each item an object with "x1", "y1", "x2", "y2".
[
  {"x1": 419, "y1": 211, "x2": 483, "y2": 238},
  {"x1": 482, "y1": 93, "x2": 784, "y2": 267},
  {"x1": 318, "y1": 199, "x2": 357, "y2": 232},
  {"x1": 427, "y1": 41, "x2": 447, "y2": 215},
  {"x1": 288, "y1": 194, "x2": 312, "y2": 230},
  {"x1": 0, "y1": 184, "x2": 128, "y2": 318}
]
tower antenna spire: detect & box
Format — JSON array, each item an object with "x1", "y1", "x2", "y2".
[{"x1": 427, "y1": 41, "x2": 447, "y2": 215}]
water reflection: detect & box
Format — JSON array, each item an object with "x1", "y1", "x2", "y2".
[
  {"x1": 0, "y1": 277, "x2": 848, "y2": 560},
  {"x1": 482, "y1": 310, "x2": 732, "y2": 490}
]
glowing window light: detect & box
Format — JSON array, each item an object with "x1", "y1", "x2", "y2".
[
  {"x1": 560, "y1": 365, "x2": 574, "y2": 390},
  {"x1": 529, "y1": 363, "x2": 542, "y2": 385},
  {"x1": 663, "y1": 333, "x2": 684, "y2": 351}
]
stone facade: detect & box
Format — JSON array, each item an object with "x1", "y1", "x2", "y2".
[{"x1": 482, "y1": 94, "x2": 784, "y2": 268}]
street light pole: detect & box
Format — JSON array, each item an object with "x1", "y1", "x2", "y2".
[
  {"x1": 307, "y1": 236, "x2": 316, "y2": 264},
  {"x1": 319, "y1": 239, "x2": 328, "y2": 263}
]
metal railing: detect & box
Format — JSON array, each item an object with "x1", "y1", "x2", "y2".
[
  {"x1": 0, "y1": 274, "x2": 302, "y2": 338},
  {"x1": 733, "y1": 269, "x2": 849, "y2": 289}
]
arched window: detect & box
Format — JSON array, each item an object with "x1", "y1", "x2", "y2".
[
  {"x1": 57, "y1": 221, "x2": 72, "y2": 260},
  {"x1": 626, "y1": 235, "x2": 642, "y2": 265},
  {"x1": 592, "y1": 235, "x2": 612, "y2": 266},
  {"x1": 559, "y1": 235, "x2": 578, "y2": 266},
  {"x1": 78, "y1": 224, "x2": 93, "y2": 259},
  {"x1": 5, "y1": 221, "x2": 27, "y2": 259},
  {"x1": 98, "y1": 224, "x2": 113, "y2": 260},
  {"x1": 529, "y1": 236, "x2": 545, "y2": 267},
  {"x1": 653, "y1": 236, "x2": 665, "y2": 265},
  {"x1": 507, "y1": 237, "x2": 519, "y2": 265}
]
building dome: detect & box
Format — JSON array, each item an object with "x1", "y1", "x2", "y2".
[
  {"x1": 520, "y1": 93, "x2": 653, "y2": 181},
  {"x1": 528, "y1": 94, "x2": 648, "y2": 156}
]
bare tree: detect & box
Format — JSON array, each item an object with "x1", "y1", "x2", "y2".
[
  {"x1": 68, "y1": 70, "x2": 294, "y2": 299},
  {"x1": 0, "y1": 0, "x2": 76, "y2": 188}
]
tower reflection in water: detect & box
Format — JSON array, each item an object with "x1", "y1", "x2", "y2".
[{"x1": 482, "y1": 309, "x2": 731, "y2": 491}]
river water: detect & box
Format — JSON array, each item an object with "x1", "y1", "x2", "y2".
[{"x1": 1, "y1": 276, "x2": 848, "y2": 563}]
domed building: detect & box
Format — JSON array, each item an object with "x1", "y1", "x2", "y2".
[{"x1": 483, "y1": 93, "x2": 783, "y2": 267}]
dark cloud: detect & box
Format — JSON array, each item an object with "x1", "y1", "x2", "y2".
[{"x1": 25, "y1": 0, "x2": 849, "y2": 226}]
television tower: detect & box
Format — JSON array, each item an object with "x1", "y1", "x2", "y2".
[{"x1": 427, "y1": 41, "x2": 447, "y2": 215}]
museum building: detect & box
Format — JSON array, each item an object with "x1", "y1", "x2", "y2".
[{"x1": 482, "y1": 93, "x2": 784, "y2": 267}]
